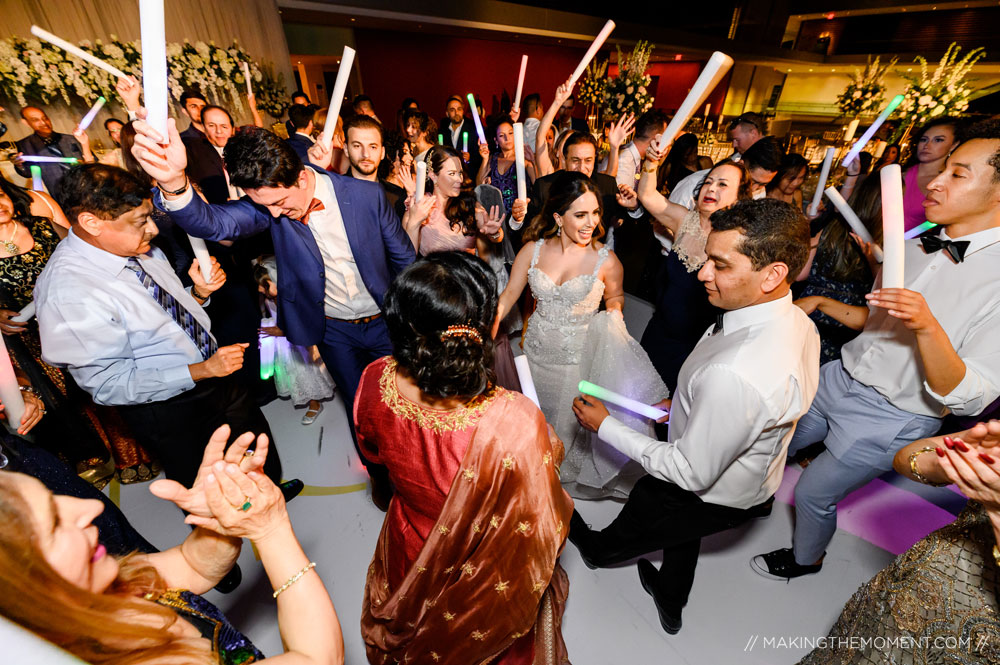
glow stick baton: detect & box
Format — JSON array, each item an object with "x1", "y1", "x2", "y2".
[
  {"x1": 841, "y1": 94, "x2": 904, "y2": 167},
  {"x1": 513, "y1": 122, "x2": 527, "y2": 200},
  {"x1": 241, "y1": 61, "x2": 253, "y2": 96},
  {"x1": 462, "y1": 131, "x2": 469, "y2": 153},
  {"x1": 259, "y1": 332, "x2": 275, "y2": 380},
  {"x1": 466, "y1": 93, "x2": 486, "y2": 144},
  {"x1": 77, "y1": 96, "x2": 107, "y2": 132},
  {"x1": 568, "y1": 20, "x2": 616, "y2": 86},
  {"x1": 12, "y1": 302, "x2": 35, "y2": 323},
  {"x1": 437, "y1": 133, "x2": 443, "y2": 145},
  {"x1": 514, "y1": 54, "x2": 528, "y2": 110},
  {"x1": 513, "y1": 355, "x2": 540, "y2": 409},
  {"x1": 825, "y1": 187, "x2": 883, "y2": 263},
  {"x1": 808, "y1": 147, "x2": 835, "y2": 217},
  {"x1": 904, "y1": 221, "x2": 937, "y2": 239},
  {"x1": 30, "y1": 26, "x2": 129, "y2": 80},
  {"x1": 874, "y1": 140, "x2": 888, "y2": 159},
  {"x1": 187, "y1": 236, "x2": 213, "y2": 282},
  {"x1": 414, "y1": 160, "x2": 427, "y2": 203},
  {"x1": 139, "y1": 0, "x2": 168, "y2": 138},
  {"x1": 578, "y1": 380, "x2": 668, "y2": 421},
  {"x1": 319, "y1": 46, "x2": 356, "y2": 148},
  {"x1": 654, "y1": 51, "x2": 734, "y2": 152},
  {"x1": 20, "y1": 156, "x2": 79, "y2": 164},
  {"x1": 29, "y1": 166, "x2": 43, "y2": 191},
  {"x1": 880, "y1": 165, "x2": 905, "y2": 288},
  {"x1": 0, "y1": 337, "x2": 25, "y2": 430},
  {"x1": 843, "y1": 118, "x2": 860, "y2": 144}
]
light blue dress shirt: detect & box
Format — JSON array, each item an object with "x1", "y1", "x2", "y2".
[{"x1": 35, "y1": 229, "x2": 214, "y2": 406}]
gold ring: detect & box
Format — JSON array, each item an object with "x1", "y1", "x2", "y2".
[{"x1": 234, "y1": 496, "x2": 252, "y2": 512}]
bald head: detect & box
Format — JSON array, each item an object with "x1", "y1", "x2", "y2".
[{"x1": 20, "y1": 107, "x2": 53, "y2": 138}]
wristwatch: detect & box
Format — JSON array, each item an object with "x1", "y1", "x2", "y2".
[{"x1": 160, "y1": 177, "x2": 190, "y2": 196}]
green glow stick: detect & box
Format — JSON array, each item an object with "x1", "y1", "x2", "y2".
[
  {"x1": 578, "y1": 380, "x2": 668, "y2": 421},
  {"x1": 841, "y1": 94, "x2": 904, "y2": 167}
]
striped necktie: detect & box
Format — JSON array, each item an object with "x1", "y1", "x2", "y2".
[{"x1": 125, "y1": 257, "x2": 217, "y2": 360}]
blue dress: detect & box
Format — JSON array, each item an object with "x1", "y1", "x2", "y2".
[{"x1": 154, "y1": 589, "x2": 265, "y2": 664}]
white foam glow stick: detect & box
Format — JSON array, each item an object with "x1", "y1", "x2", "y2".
[
  {"x1": 0, "y1": 337, "x2": 25, "y2": 430},
  {"x1": 825, "y1": 187, "x2": 884, "y2": 263},
  {"x1": 29, "y1": 166, "x2": 42, "y2": 191},
  {"x1": 808, "y1": 147, "x2": 836, "y2": 217},
  {"x1": 187, "y1": 236, "x2": 213, "y2": 282},
  {"x1": 30, "y1": 26, "x2": 129, "y2": 80},
  {"x1": 874, "y1": 140, "x2": 888, "y2": 159},
  {"x1": 514, "y1": 55, "x2": 528, "y2": 111},
  {"x1": 578, "y1": 380, "x2": 668, "y2": 421},
  {"x1": 11, "y1": 302, "x2": 35, "y2": 323},
  {"x1": 139, "y1": 0, "x2": 168, "y2": 138},
  {"x1": 466, "y1": 93, "x2": 486, "y2": 144},
  {"x1": 241, "y1": 61, "x2": 253, "y2": 96},
  {"x1": 414, "y1": 161, "x2": 426, "y2": 203},
  {"x1": 319, "y1": 46, "x2": 356, "y2": 148},
  {"x1": 842, "y1": 94, "x2": 904, "y2": 168},
  {"x1": 655, "y1": 52, "x2": 734, "y2": 153},
  {"x1": 568, "y1": 20, "x2": 616, "y2": 86},
  {"x1": 20, "y1": 156, "x2": 79, "y2": 164},
  {"x1": 513, "y1": 123, "x2": 527, "y2": 200},
  {"x1": 880, "y1": 165, "x2": 905, "y2": 288},
  {"x1": 843, "y1": 118, "x2": 860, "y2": 144},
  {"x1": 514, "y1": 355, "x2": 540, "y2": 409},
  {"x1": 77, "y1": 96, "x2": 107, "y2": 132}
]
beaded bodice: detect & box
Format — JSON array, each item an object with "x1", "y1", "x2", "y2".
[{"x1": 523, "y1": 239, "x2": 608, "y2": 365}]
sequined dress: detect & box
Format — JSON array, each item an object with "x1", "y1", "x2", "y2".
[{"x1": 798, "y1": 501, "x2": 1000, "y2": 664}]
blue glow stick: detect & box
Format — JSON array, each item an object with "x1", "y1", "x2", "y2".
[
  {"x1": 578, "y1": 380, "x2": 668, "y2": 421},
  {"x1": 21, "y1": 156, "x2": 79, "y2": 164},
  {"x1": 904, "y1": 221, "x2": 937, "y2": 239},
  {"x1": 841, "y1": 94, "x2": 904, "y2": 168}
]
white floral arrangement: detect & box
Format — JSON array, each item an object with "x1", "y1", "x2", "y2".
[
  {"x1": 892, "y1": 43, "x2": 985, "y2": 142},
  {"x1": 836, "y1": 55, "x2": 896, "y2": 117},
  {"x1": 577, "y1": 58, "x2": 608, "y2": 110},
  {"x1": 0, "y1": 36, "x2": 288, "y2": 118},
  {"x1": 604, "y1": 41, "x2": 654, "y2": 121}
]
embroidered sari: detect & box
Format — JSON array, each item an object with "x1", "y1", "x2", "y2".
[{"x1": 356, "y1": 357, "x2": 573, "y2": 665}]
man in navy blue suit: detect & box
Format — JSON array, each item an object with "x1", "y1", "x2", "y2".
[
  {"x1": 284, "y1": 103, "x2": 316, "y2": 162},
  {"x1": 131, "y1": 119, "x2": 415, "y2": 509}
]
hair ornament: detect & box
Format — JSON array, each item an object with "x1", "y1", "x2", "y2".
[{"x1": 440, "y1": 325, "x2": 482, "y2": 344}]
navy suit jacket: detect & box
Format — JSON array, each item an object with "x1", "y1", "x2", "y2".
[
  {"x1": 14, "y1": 132, "x2": 84, "y2": 199},
  {"x1": 285, "y1": 134, "x2": 314, "y2": 162},
  {"x1": 154, "y1": 169, "x2": 415, "y2": 347}
]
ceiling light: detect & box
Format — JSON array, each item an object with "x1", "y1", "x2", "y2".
[
  {"x1": 674, "y1": 54, "x2": 682, "y2": 61},
  {"x1": 808, "y1": 68, "x2": 813, "y2": 72},
  {"x1": 825, "y1": 11, "x2": 835, "y2": 19}
]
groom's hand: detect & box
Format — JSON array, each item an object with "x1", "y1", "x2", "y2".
[
  {"x1": 573, "y1": 395, "x2": 609, "y2": 433},
  {"x1": 131, "y1": 115, "x2": 189, "y2": 194}
]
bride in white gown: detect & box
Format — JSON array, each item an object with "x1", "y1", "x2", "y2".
[{"x1": 497, "y1": 172, "x2": 667, "y2": 499}]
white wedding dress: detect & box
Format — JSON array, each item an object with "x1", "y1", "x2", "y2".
[{"x1": 523, "y1": 240, "x2": 668, "y2": 499}]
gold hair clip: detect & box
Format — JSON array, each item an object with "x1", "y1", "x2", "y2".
[{"x1": 440, "y1": 325, "x2": 483, "y2": 344}]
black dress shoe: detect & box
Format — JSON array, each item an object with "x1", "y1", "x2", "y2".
[
  {"x1": 214, "y1": 564, "x2": 242, "y2": 594},
  {"x1": 279, "y1": 478, "x2": 304, "y2": 503},
  {"x1": 637, "y1": 559, "x2": 682, "y2": 634},
  {"x1": 750, "y1": 547, "x2": 823, "y2": 581},
  {"x1": 746, "y1": 496, "x2": 775, "y2": 520},
  {"x1": 568, "y1": 511, "x2": 599, "y2": 570}
]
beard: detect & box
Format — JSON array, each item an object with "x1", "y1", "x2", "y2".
[{"x1": 352, "y1": 159, "x2": 378, "y2": 176}]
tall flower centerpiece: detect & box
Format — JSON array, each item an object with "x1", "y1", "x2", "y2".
[
  {"x1": 0, "y1": 36, "x2": 288, "y2": 118},
  {"x1": 836, "y1": 55, "x2": 896, "y2": 117},
  {"x1": 604, "y1": 40, "x2": 654, "y2": 123},
  {"x1": 891, "y1": 43, "x2": 985, "y2": 142},
  {"x1": 577, "y1": 58, "x2": 608, "y2": 134}
]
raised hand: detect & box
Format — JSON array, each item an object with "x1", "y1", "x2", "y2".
[
  {"x1": 477, "y1": 204, "x2": 503, "y2": 237},
  {"x1": 307, "y1": 140, "x2": 333, "y2": 170},
  {"x1": 511, "y1": 197, "x2": 529, "y2": 223},
  {"x1": 608, "y1": 113, "x2": 636, "y2": 148},
  {"x1": 149, "y1": 425, "x2": 269, "y2": 517},
  {"x1": 644, "y1": 135, "x2": 667, "y2": 165},
  {"x1": 188, "y1": 256, "x2": 226, "y2": 295},
  {"x1": 616, "y1": 183, "x2": 639, "y2": 210},
  {"x1": 131, "y1": 116, "x2": 188, "y2": 191},
  {"x1": 554, "y1": 79, "x2": 574, "y2": 106},
  {"x1": 184, "y1": 464, "x2": 288, "y2": 542},
  {"x1": 510, "y1": 107, "x2": 521, "y2": 123},
  {"x1": 478, "y1": 141, "x2": 490, "y2": 159},
  {"x1": 115, "y1": 75, "x2": 141, "y2": 113}
]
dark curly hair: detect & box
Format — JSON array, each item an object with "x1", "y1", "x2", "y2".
[
  {"x1": 523, "y1": 170, "x2": 604, "y2": 244},
  {"x1": 425, "y1": 145, "x2": 477, "y2": 235},
  {"x1": 385, "y1": 252, "x2": 498, "y2": 399},
  {"x1": 224, "y1": 126, "x2": 303, "y2": 190},
  {"x1": 709, "y1": 198, "x2": 810, "y2": 283},
  {"x1": 57, "y1": 163, "x2": 150, "y2": 223}
]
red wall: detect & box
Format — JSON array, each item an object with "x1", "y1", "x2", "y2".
[{"x1": 354, "y1": 29, "x2": 730, "y2": 126}]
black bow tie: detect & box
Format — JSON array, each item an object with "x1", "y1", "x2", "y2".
[
  {"x1": 712, "y1": 314, "x2": 724, "y2": 335},
  {"x1": 920, "y1": 235, "x2": 970, "y2": 263}
]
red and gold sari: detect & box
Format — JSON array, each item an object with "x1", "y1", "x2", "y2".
[{"x1": 356, "y1": 357, "x2": 573, "y2": 665}]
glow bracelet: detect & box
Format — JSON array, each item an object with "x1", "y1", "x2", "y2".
[
  {"x1": 578, "y1": 380, "x2": 668, "y2": 421},
  {"x1": 841, "y1": 94, "x2": 904, "y2": 167}
]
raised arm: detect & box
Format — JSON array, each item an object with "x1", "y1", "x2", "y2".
[
  {"x1": 247, "y1": 93, "x2": 265, "y2": 128},
  {"x1": 535, "y1": 80, "x2": 573, "y2": 178},
  {"x1": 495, "y1": 243, "x2": 534, "y2": 332},
  {"x1": 637, "y1": 138, "x2": 687, "y2": 235}
]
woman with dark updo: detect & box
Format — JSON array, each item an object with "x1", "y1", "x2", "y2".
[{"x1": 356, "y1": 252, "x2": 573, "y2": 665}]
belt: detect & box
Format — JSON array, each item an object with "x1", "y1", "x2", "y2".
[{"x1": 327, "y1": 312, "x2": 382, "y2": 325}]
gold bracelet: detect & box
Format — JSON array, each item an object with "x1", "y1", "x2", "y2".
[
  {"x1": 642, "y1": 165, "x2": 658, "y2": 173},
  {"x1": 272, "y1": 561, "x2": 316, "y2": 599},
  {"x1": 909, "y1": 446, "x2": 950, "y2": 487}
]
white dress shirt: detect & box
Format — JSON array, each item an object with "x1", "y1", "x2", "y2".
[
  {"x1": 163, "y1": 168, "x2": 381, "y2": 320},
  {"x1": 35, "y1": 229, "x2": 212, "y2": 406},
  {"x1": 450, "y1": 122, "x2": 463, "y2": 150},
  {"x1": 842, "y1": 226, "x2": 1000, "y2": 418},
  {"x1": 212, "y1": 144, "x2": 242, "y2": 200},
  {"x1": 523, "y1": 117, "x2": 540, "y2": 155},
  {"x1": 597, "y1": 293, "x2": 820, "y2": 509}
]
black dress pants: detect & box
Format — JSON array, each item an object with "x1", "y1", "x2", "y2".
[
  {"x1": 573, "y1": 475, "x2": 771, "y2": 614},
  {"x1": 117, "y1": 375, "x2": 281, "y2": 490}
]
